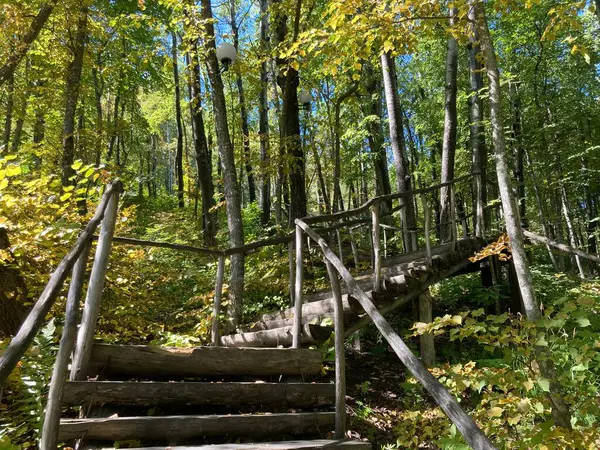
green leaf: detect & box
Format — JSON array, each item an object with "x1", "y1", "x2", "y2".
[
  {"x1": 71, "y1": 161, "x2": 83, "y2": 170},
  {"x1": 60, "y1": 192, "x2": 72, "y2": 202},
  {"x1": 576, "y1": 317, "x2": 591, "y2": 327},
  {"x1": 537, "y1": 377, "x2": 550, "y2": 392}
]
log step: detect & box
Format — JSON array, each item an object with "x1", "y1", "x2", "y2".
[
  {"x1": 62, "y1": 381, "x2": 335, "y2": 408},
  {"x1": 221, "y1": 324, "x2": 333, "y2": 348},
  {"x1": 96, "y1": 439, "x2": 371, "y2": 449},
  {"x1": 85, "y1": 344, "x2": 322, "y2": 378},
  {"x1": 58, "y1": 412, "x2": 336, "y2": 441}
]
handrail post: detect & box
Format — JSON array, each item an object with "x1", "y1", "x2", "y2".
[
  {"x1": 292, "y1": 224, "x2": 304, "y2": 348},
  {"x1": 421, "y1": 193, "x2": 432, "y2": 267},
  {"x1": 288, "y1": 241, "x2": 295, "y2": 307},
  {"x1": 371, "y1": 204, "x2": 381, "y2": 292},
  {"x1": 70, "y1": 190, "x2": 120, "y2": 381},
  {"x1": 349, "y1": 228, "x2": 359, "y2": 270},
  {"x1": 400, "y1": 195, "x2": 410, "y2": 253},
  {"x1": 336, "y1": 228, "x2": 343, "y2": 264},
  {"x1": 325, "y1": 259, "x2": 346, "y2": 439},
  {"x1": 211, "y1": 255, "x2": 226, "y2": 346},
  {"x1": 450, "y1": 183, "x2": 457, "y2": 251},
  {"x1": 40, "y1": 241, "x2": 92, "y2": 450}
]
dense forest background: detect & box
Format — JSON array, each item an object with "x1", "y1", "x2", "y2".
[{"x1": 1, "y1": 0, "x2": 600, "y2": 448}]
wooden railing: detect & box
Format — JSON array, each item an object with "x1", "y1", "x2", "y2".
[
  {"x1": 294, "y1": 218, "x2": 497, "y2": 450},
  {"x1": 0, "y1": 172, "x2": 495, "y2": 448}
]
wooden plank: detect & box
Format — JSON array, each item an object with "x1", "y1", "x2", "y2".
[
  {"x1": 95, "y1": 439, "x2": 371, "y2": 450},
  {"x1": 221, "y1": 324, "x2": 333, "y2": 348},
  {"x1": 58, "y1": 412, "x2": 335, "y2": 441},
  {"x1": 0, "y1": 181, "x2": 122, "y2": 388},
  {"x1": 62, "y1": 381, "x2": 334, "y2": 408},
  {"x1": 86, "y1": 344, "x2": 323, "y2": 377}
]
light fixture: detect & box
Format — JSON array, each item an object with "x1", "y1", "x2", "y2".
[
  {"x1": 299, "y1": 89, "x2": 313, "y2": 109},
  {"x1": 216, "y1": 42, "x2": 237, "y2": 72}
]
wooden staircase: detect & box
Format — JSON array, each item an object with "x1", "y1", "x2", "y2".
[
  {"x1": 222, "y1": 237, "x2": 486, "y2": 348},
  {"x1": 56, "y1": 344, "x2": 370, "y2": 449}
]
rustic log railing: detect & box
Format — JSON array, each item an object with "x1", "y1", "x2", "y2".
[
  {"x1": 295, "y1": 218, "x2": 497, "y2": 450},
  {"x1": 0, "y1": 171, "x2": 494, "y2": 448}
]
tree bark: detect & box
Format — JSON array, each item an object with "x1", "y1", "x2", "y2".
[
  {"x1": 92, "y1": 51, "x2": 104, "y2": 166},
  {"x1": 380, "y1": 51, "x2": 416, "y2": 250},
  {"x1": 440, "y1": 8, "x2": 459, "y2": 243},
  {"x1": 473, "y1": 0, "x2": 572, "y2": 429},
  {"x1": 61, "y1": 2, "x2": 88, "y2": 186},
  {"x1": 259, "y1": 0, "x2": 271, "y2": 224},
  {"x1": 171, "y1": 32, "x2": 185, "y2": 209},
  {"x1": 0, "y1": 1, "x2": 57, "y2": 86},
  {"x1": 201, "y1": 0, "x2": 245, "y2": 327},
  {"x1": 510, "y1": 82, "x2": 526, "y2": 227}
]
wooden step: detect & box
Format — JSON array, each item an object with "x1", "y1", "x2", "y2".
[
  {"x1": 85, "y1": 344, "x2": 322, "y2": 378},
  {"x1": 58, "y1": 412, "x2": 335, "y2": 441},
  {"x1": 96, "y1": 439, "x2": 371, "y2": 449},
  {"x1": 62, "y1": 381, "x2": 335, "y2": 408},
  {"x1": 221, "y1": 324, "x2": 333, "y2": 348}
]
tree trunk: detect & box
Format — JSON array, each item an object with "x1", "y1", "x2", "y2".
[
  {"x1": 230, "y1": 0, "x2": 256, "y2": 204},
  {"x1": 171, "y1": 32, "x2": 185, "y2": 209},
  {"x1": 560, "y1": 185, "x2": 585, "y2": 278},
  {"x1": 201, "y1": 0, "x2": 245, "y2": 327},
  {"x1": 510, "y1": 82, "x2": 526, "y2": 227},
  {"x1": 473, "y1": 0, "x2": 572, "y2": 429},
  {"x1": 259, "y1": 0, "x2": 271, "y2": 224},
  {"x1": 0, "y1": 1, "x2": 57, "y2": 86},
  {"x1": 380, "y1": 51, "x2": 416, "y2": 251},
  {"x1": 418, "y1": 290, "x2": 435, "y2": 367},
  {"x1": 468, "y1": 5, "x2": 488, "y2": 238},
  {"x1": 2, "y1": 73, "x2": 14, "y2": 152},
  {"x1": 275, "y1": 0, "x2": 305, "y2": 223},
  {"x1": 92, "y1": 52, "x2": 104, "y2": 166},
  {"x1": 186, "y1": 36, "x2": 217, "y2": 247},
  {"x1": 61, "y1": 2, "x2": 88, "y2": 186},
  {"x1": 439, "y1": 8, "x2": 459, "y2": 243},
  {"x1": 0, "y1": 229, "x2": 29, "y2": 337}
]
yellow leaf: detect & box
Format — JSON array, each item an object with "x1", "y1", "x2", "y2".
[{"x1": 487, "y1": 406, "x2": 503, "y2": 418}]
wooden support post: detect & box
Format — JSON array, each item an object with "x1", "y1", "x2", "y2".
[
  {"x1": 421, "y1": 193, "x2": 432, "y2": 267},
  {"x1": 288, "y1": 241, "x2": 295, "y2": 307},
  {"x1": 349, "y1": 229, "x2": 359, "y2": 270},
  {"x1": 371, "y1": 204, "x2": 381, "y2": 292},
  {"x1": 70, "y1": 191, "x2": 120, "y2": 381},
  {"x1": 40, "y1": 242, "x2": 92, "y2": 450},
  {"x1": 336, "y1": 228, "x2": 343, "y2": 263},
  {"x1": 400, "y1": 196, "x2": 410, "y2": 253},
  {"x1": 450, "y1": 183, "x2": 457, "y2": 251},
  {"x1": 324, "y1": 259, "x2": 346, "y2": 439},
  {"x1": 383, "y1": 228, "x2": 387, "y2": 259},
  {"x1": 292, "y1": 224, "x2": 304, "y2": 348},
  {"x1": 211, "y1": 255, "x2": 226, "y2": 346}
]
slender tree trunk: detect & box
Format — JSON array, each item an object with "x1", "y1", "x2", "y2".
[
  {"x1": 230, "y1": 0, "x2": 256, "y2": 204},
  {"x1": 2, "y1": 73, "x2": 14, "y2": 153},
  {"x1": 201, "y1": 0, "x2": 245, "y2": 327},
  {"x1": 380, "y1": 51, "x2": 416, "y2": 251},
  {"x1": 61, "y1": 2, "x2": 88, "y2": 186},
  {"x1": 171, "y1": 32, "x2": 185, "y2": 209},
  {"x1": 440, "y1": 8, "x2": 458, "y2": 242},
  {"x1": 259, "y1": 0, "x2": 271, "y2": 224},
  {"x1": 473, "y1": 0, "x2": 572, "y2": 429},
  {"x1": 0, "y1": 1, "x2": 57, "y2": 86},
  {"x1": 186, "y1": 35, "x2": 217, "y2": 247},
  {"x1": 560, "y1": 185, "x2": 585, "y2": 278},
  {"x1": 510, "y1": 82, "x2": 527, "y2": 227},
  {"x1": 92, "y1": 52, "x2": 104, "y2": 166}
]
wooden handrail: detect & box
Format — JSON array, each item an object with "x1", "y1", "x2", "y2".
[
  {"x1": 0, "y1": 180, "x2": 123, "y2": 389},
  {"x1": 295, "y1": 218, "x2": 497, "y2": 450}
]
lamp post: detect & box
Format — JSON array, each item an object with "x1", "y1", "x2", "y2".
[{"x1": 216, "y1": 42, "x2": 237, "y2": 72}]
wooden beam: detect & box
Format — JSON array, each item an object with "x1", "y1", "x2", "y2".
[
  {"x1": 221, "y1": 324, "x2": 333, "y2": 348},
  {"x1": 524, "y1": 230, "x2": 600, "y2": 263},
  {"x1": 0, "y1": 180, "x2": 122, "y2": 388},
  {"x1": 86, "y1": 344, "x2": 323, "y2": 377},
  {"x1": 295, "y1": 219, "x2": 496, "y2": 450},
  {"x1": 59, "y1": 412, "x2": 335, "y2": 441},
  {"x1": 94, "y1": 439, "x2": 371, "y2": 450},
  {"x1": 62, "y1": 381, "x2": 334, "y2": 408}
]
